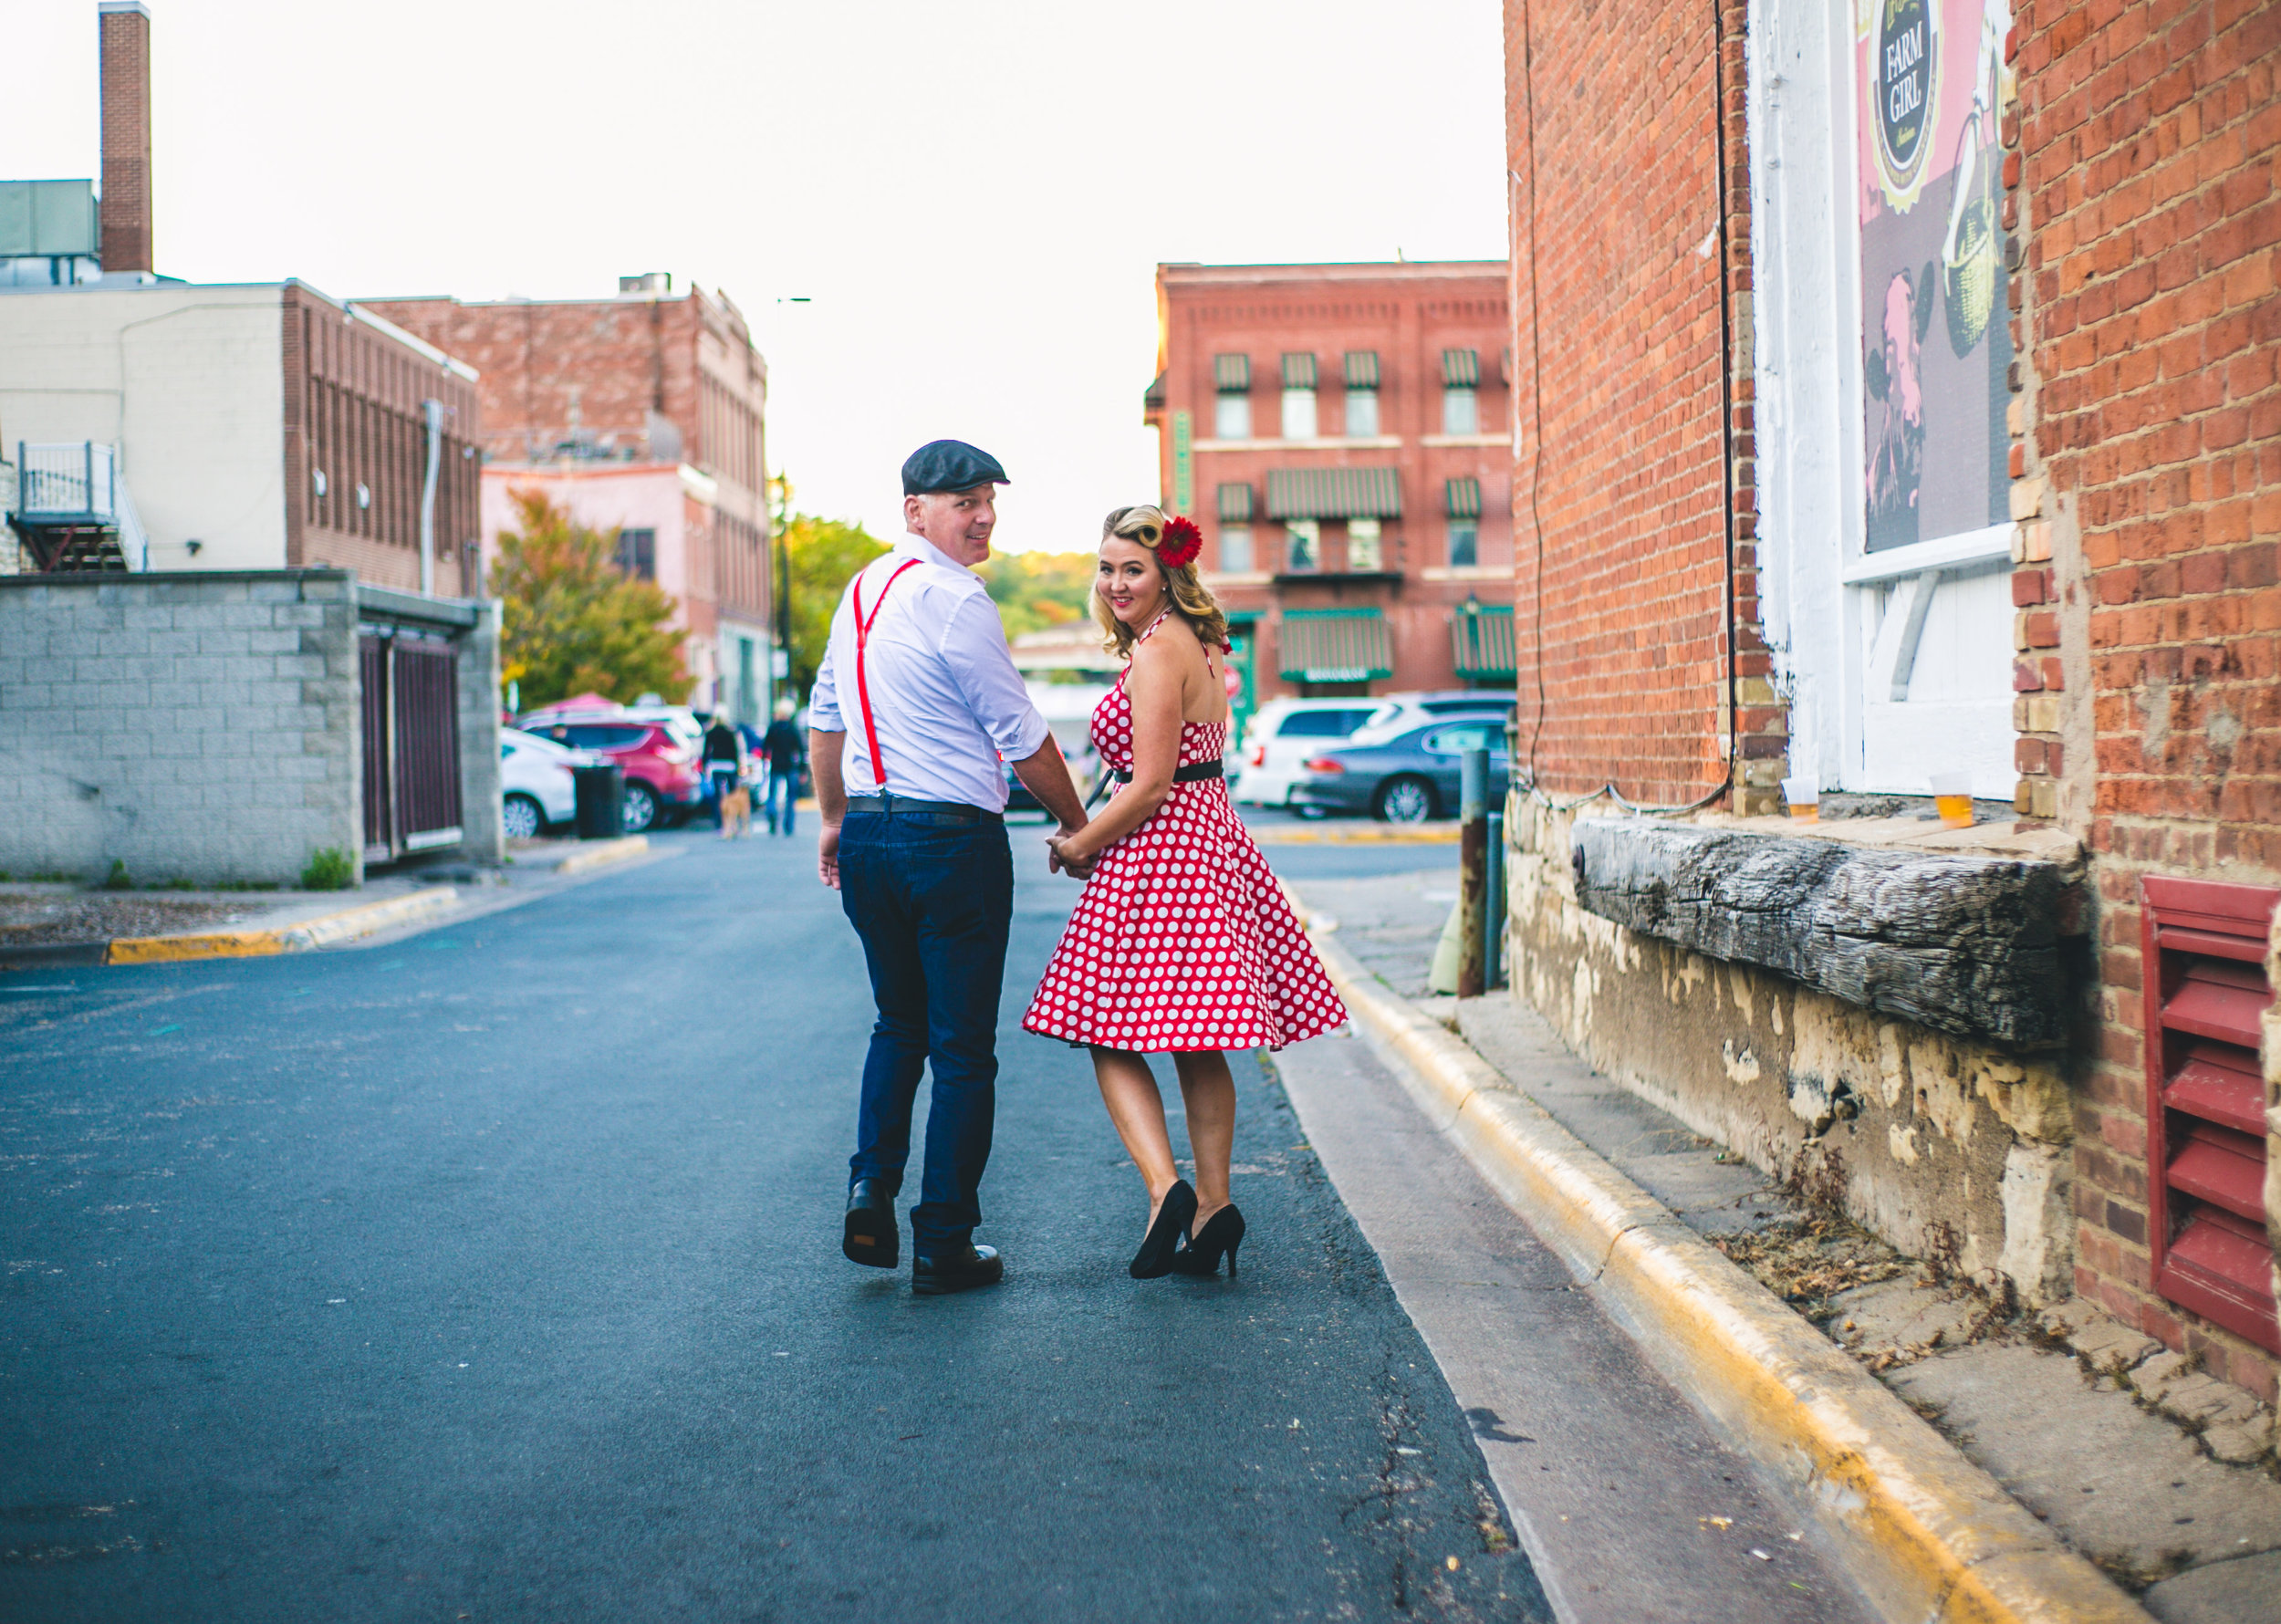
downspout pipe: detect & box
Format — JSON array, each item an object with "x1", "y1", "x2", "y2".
[{"x1": 419, "y1": 399, "x2": 443, "y2": 598}]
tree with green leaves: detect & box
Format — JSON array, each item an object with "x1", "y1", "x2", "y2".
[
  {"x1": 779, "y1": 511, "x2": 889, "y2": 701},
  {"x1": 491, "y1": 489, "x2": 688, "y2": 710},
  {"x1": 979, "y1": 551, "x2": 1097, "y2": 639}
]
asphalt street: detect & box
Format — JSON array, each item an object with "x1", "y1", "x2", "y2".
[{"x1": 0, "y1": 822, "x2": 1549, "y2": 1621}]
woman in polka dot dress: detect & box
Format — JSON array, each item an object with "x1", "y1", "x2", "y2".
[{"x1": 1024, "y1": 505, "x2": 1348, "y2": 1281}]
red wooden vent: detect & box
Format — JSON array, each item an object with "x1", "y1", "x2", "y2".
[{"x1": 2142, "y1": 876, "x2": 2279, "y2": 1356}]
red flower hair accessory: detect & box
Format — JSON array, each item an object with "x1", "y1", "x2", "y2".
[{"x1": 1158, "y1": 515, "x2": 1203, "y2": 571}]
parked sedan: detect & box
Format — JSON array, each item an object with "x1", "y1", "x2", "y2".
[
  {"x1": 499, "y1": 728, "x2": 588, "y2": 838},
  {"x1": 518, "y1": 710, "x2": 706, "y2": 832},
  {"x1": 1287, "y1": 719, "x2": 1511, "y2": 823}
]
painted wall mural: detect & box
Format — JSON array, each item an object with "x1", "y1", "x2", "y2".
[{"x1": 1858, "y1": 0, "x2": 2013, "y2": 553}]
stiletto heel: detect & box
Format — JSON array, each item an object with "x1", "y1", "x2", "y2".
[
  {"x1": 1172, "y1": 1204, "x2": 1245, "y2": 1277},
  {"x1": 1130, "y1": 1180, "x2": 1197, "y2": 1278}
]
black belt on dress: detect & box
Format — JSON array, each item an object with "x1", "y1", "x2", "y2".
[
  {"x1": 1108, "y1": 759, "x2": 1224, "y2": 785},
  {"x1": 844, "y1": 794, "x2": 1002, "y2": 822}
]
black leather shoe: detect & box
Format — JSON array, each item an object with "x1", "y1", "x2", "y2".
[
  {"x1": 911, "y1": 1244, "x2": 1003, "y2": 1296},
  {"x1": 843, "y1": 1179, "x2": 899, "y2": 1268}
]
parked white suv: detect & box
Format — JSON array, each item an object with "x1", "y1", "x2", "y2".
[
  {"x1": 1233, "y1": 699, "x2": 1385, "y2": 807},
  {"x1": 1345, "y1": 690, "x2": 1516, "y2": 745},
  {"x1": 499, "y1": 727, "x2": 593, "y2": 838}
]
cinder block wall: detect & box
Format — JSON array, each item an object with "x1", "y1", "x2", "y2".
[
  {"x1": 456, "y1": 600, "x2": 505, "y2": 866},
  {"x1": 0, "y1": 571, "x2": 361, "y2": 887}
]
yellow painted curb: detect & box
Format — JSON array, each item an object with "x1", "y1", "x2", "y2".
[
  {"x1": 105, "y1": 887, "x2": 462, "y2": 965},
  {"x1": 1248, "y1": 822, "x2": 1459, "y2": 846},
  {"x1": 550, "y1": 835, "x2": 650, "y2": 876},
  {"x1": 1306, "y1": 925, "x2": 2150, "y2": 1624}
]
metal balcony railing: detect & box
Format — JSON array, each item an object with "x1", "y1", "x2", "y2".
[
  {"x1": 10, "y1": 442, "x2": 149, "y2": 571},
  {"x1": 16, "y1": 441, "x2": 122, "y2": 522}
]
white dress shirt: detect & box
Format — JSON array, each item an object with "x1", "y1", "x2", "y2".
[{"x1": 809, "y1": 534, "x2": 1049, "y2": 811}]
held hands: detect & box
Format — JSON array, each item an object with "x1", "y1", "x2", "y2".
[{"x1": 1046, "y1": 825, "x2": 1094, "y2": 880}]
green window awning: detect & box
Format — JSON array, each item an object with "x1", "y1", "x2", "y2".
[
  {"x1": 1343, "y1": 350, "x2": 1380, "y2": 390},
  {"x1": 1444, "y1": 476, "x2": 1482, "y2": 519},
  {"x1": 1279, "y1": 609, "x2": 1393, "y2": 682},
  {"x1": 1216, "y1": 482, "x2": 1254, "y2": 523},
  {"x1": 1213, "y1": 354, "x2": 1251, "y2": 392},
  {"x1": 1450, "y1": 603, "x2": 1516, "y2": 680},
  {"x1": 1281, "y1": 352, "x2": 1318, "y2": 390},
  {"x1": 1265, "y1": 466, "x2": 1401, "y2": 520},
  {"x1": 1442, "y1": 348, "x2": 1480, "y2": 388},
  {"x1": 1143, "y1": 370, "x2": 1167, "y2": 411}
]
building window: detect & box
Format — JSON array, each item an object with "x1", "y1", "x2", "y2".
[
  {"x1": 1285, "y1": 521, "x2": 1320, "y2": 572},
  {"x1": 1448, "y1": 521, "x2": 1479, "y2": 568},
  {"x1": 1441, "y1": 348, "x2": 1482, "y2": 434},
  {"x1": 1348, "y1": 518, "x2": 1383, "y2": 572},
  {"x1": 1213, "y1": 353, "x2": 1252, "y2": 440},
  {"x1": 615, "y1": 526, "x2": 657, "y2": 579},
  {"x1": 1221, "y1": 526, "x2": 1254, "y2": 573},
  {"x1": 1280, "y1": 353, "x2": 1318, "y2": 441},
  {"x1": 1345, "y1": 389, "x2": 1380, "y2": 438}
]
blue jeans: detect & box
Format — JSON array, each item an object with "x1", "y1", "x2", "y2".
[
  {"x1": 765, "y1": 771, "x2": 797, "y2": 834},
  {"x1": 838, "y1": 810, "x2": 1013, "y2": 1255}
]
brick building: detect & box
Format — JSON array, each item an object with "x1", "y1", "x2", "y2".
[
  {"x1": 1144, "y1": 262, "x2": 1513, "y2": 725},
  {"x1": 1495, "y1": 0, "x2": 2280, "y2": 1399},
  {"x1": 364, "y1": 278, "x2": 775, "y2": 721}
]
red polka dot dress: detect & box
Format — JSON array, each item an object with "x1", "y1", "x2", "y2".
[{"x1": 1022, "y1": 636, "x2": 1348, "y2": 1055}]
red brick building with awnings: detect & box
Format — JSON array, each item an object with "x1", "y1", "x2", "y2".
[{"x1": 1145, "y1": 262, "x2": 1514, "y2": 726}]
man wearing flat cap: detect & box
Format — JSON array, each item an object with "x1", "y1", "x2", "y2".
[{"x1": 808, "y1": 440, "x2": 1089, "y2": 1295}]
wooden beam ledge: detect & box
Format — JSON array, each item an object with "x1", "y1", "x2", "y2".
[{"x1": 1571, "y1": 818, "x2": 2076, "y2": 1049}]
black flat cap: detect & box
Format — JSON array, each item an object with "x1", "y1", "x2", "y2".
[{"x1": 901, "y1": 439, "x2": 1009, "y2": 495}]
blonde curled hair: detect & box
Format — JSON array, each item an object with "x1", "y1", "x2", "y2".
[{"x1": 1090, "y1": 504, "x2": 1232, "y2": 659}]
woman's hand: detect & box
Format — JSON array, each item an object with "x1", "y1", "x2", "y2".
[{"x1": 1047, "y1": 829, "x2": 1095, "y2": 880}]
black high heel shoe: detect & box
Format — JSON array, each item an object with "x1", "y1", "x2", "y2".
[
  {"x1": 1130, "y1": 1181, "x2": 1198, "y2": 1279},
  {"x1": 1172, "y1": 1204, "x2": 1245, "y2": 1277}
]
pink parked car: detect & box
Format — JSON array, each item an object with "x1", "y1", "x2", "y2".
[{"x1": 517, "y1": 695, "x2": 706, "y2": 832}]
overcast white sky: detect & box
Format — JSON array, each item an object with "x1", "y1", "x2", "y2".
[{"x1": 6, "y1": 0, "x2": 1507, "y2": 553}]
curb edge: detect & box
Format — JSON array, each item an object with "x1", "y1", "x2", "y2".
[
  {"x1": 1303, "y1": 921, "x2": 2151, "y2": 1624},
  {"x1": 104, "y1": 887, "x2": 463, "y2": 964}
]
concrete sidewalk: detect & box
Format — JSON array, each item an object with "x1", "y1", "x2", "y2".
[{"x1": 1292, "y1": 869, "x2": 2281, "y2": 1624}]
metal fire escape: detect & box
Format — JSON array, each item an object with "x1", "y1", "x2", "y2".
[{"x1": 6, "y1": 442, "x2": 151, "y2": 573}]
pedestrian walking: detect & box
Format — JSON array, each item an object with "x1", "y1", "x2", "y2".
[
  {"x1": 1024, "y1": 505, "x2": 1348, "y2": 1280},
  {"x1": 762, "y1": 699, "x2": 805, "y2": 836},
  {"x1": 702, "y1": 712, "x2": 745, "y2": 837},
  {"x1": 810, "y1": 440, "x2": 1092, "y2": 1296}
]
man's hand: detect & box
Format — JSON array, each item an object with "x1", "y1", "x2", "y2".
[
  {"x1": 1046, "y1": 826, "x2": 1093, "y2": 880},
  {"x1": 818, "y1": 819, "x2": 842, "y2": 890}
]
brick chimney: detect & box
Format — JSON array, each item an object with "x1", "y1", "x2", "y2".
[{"x1": 99, "y1": 0, "x2": 153, "y2": 275}]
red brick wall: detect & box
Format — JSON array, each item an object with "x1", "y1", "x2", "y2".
[
  {"x1": 2011, "y1": 0, "x2": 2281, "y2": 1394},
  {"x1": 98, "y1": 3, "x2": 153, "y2": 275},
  {"x1": 365, "y1": 290, "x2": 771, "y2": 626},
  {"x1": 1503, "y1": 0, "x2": 1764, "y2": 807},
  {"x1": 1150, "y1": 263, "x2": 1514, "y2": 705},
  {"x1": 283, "y1": 286, "x2": 483, "y2": 598}
]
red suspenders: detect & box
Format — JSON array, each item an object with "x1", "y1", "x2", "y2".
[{"x1": 850, "y1": 558, "x2": 921, "y2": 786}]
